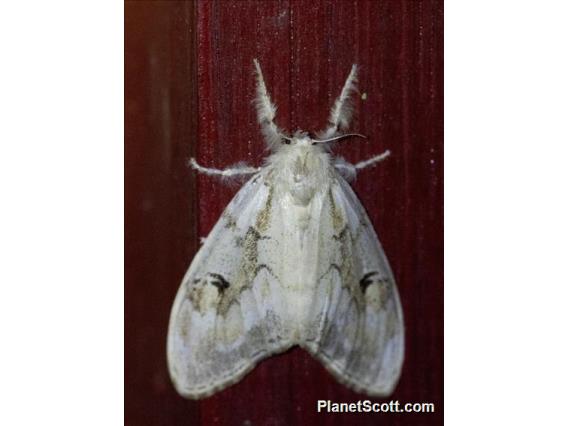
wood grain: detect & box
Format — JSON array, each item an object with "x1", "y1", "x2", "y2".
[{"x1": 125, "y1": 1, "x2": 200, "y2": 424}]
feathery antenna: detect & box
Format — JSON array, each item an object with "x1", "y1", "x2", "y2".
[
  {"x1": 320, "y1": 65, "x2": 359, "y2": 139},
  {"x1": 253, "y1": 59, "x2": 287, "y2": 150}
]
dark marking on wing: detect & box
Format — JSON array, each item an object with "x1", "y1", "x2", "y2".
[
  {"x1": 328, "y1": 188, "x2": 345, "y2": 232},
  {"x1": 332, "y1": 226, "x2": 349, "y2": 242},
  {"x1": 223, "y1": 213, "x2": 238, "y2": 230},
  {"x1": 254, "y1": 186, "x2": 273, "y2": 232},
  {"x1": 359, "y1": 271, "x2": 379, "y2": 293},
  {"x1": 360, "y1": 271, "x2": 392, "y2": 294},
  {"x1": 316, "y1": 263, "x2": 342, "y2": 282},
  {"x1": 359, "y1": 272, "x2": 393, "y2": 308},
  {"x1": 255, "y1": 263, "x2": 275, "y2": 277},
  {"x1": 329, "y1": 263, "x2": 341, "y2": 274},
  {"x1": 208, "y1": 273, "x2": 230, "y2": 294},
  {"x1": 245, "y1": 226, "x2": 263, "y2": 240}
]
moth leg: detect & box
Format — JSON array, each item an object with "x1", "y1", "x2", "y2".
[
  {"x1": 353, "y1": 150, "x2": 391, "y2": 171},
  {"x1": 333, "y1": 159, "x2": 357, "y2": 178},
  {"x1": 334, "y1": 150, "x2": 391, "y2": 180},
  {"x1": 189, "y1": 158, "x2": 260, "y2": 177}
]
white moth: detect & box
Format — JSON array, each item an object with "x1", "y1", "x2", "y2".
[{"x1": 167, "y1": 60, "x2": 404, "y2": 399}]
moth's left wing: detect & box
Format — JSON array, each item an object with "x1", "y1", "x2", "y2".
[
  {"x1": 302, "y1": 176, "x2": 404, "y2": 396},
  {"x1": 167, "y1": 174, "x2": 292, "y2": 399}
]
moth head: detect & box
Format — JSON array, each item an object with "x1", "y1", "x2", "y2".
[
  {"x1": 279, "y1": 131, "x2": 313, "y2": 147},
  {"x1": 279, "y1": 131, "x2": 305, "y2": 147},
  {"x1": 254, "y1": 59, "x2": 363, "y2": 153}
]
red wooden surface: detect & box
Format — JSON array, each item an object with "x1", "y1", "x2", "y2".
[
  {"x1": 125, "y1": 2, "x2": 200, "y2": 424},
  {"x1": 126, "y1": 1, "x2": 442, "y2": 425}
]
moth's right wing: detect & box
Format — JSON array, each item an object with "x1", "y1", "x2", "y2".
[
  {"x1": 302, "y1": 176, "x2": 404, "y2": 397},
  {"x1": 167, "y1": 174, "x2": 291, "y2": 399}
]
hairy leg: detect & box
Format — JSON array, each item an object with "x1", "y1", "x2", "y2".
[
  {"x1": 334, "y1": 150, "x2": 391, "y2": 179},
  {"x1": 189, "y1": 158, "x2": 260, "y2": 178}
]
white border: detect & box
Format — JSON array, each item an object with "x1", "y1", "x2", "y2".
[
  {"x1": 0, "y1": 2, "x2": 123, "y2": 425},
  {"x1": 446, "y1": 1, "x2": 568, "y2": 424},
  {"x1": 1, "y1": 1, "x2": 568, "y2": 424}
]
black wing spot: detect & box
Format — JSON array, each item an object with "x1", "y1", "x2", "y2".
[
  {"x1": 208, "y1": 273, "x2": 230, "y2": 293},
  {"x1": 359, "y1": 271, "x2": 379, "y2": 293}
]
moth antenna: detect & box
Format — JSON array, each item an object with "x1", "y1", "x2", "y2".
[
  {"x1": 312, "y1": 133, "x2": 367, "y2": 145},
  {"x1": 253, "y1": 59, "x2": 287, "y2": 151},
  {"x1": 320, "y1": 64, "x2": 358, "y2": 139}
]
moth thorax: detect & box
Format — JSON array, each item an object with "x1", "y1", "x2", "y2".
[{"x1": 288, "y1": 151, "x2": 321, "y2": 206}]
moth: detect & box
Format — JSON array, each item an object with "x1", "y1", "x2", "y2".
[{"x1": 167, "y1": 60, "x2": 404, "y2": 399}]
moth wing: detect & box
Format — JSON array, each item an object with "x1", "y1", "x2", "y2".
[
  {"x1": 167, "y1": 174, "x2": 291, "y2": 399},
  {"x1": 303, "y1": 176, "x2": 404, "y2": 396}
]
